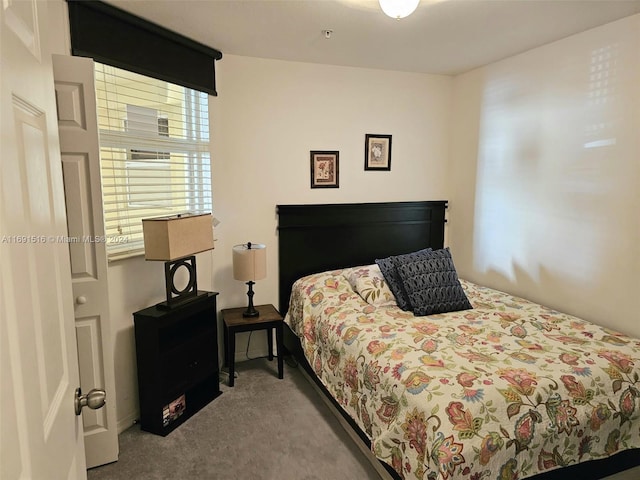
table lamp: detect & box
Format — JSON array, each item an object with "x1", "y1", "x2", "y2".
[
  {"x1": 142, "y1": 213, "x2": 214, "y2": 309},
  {"x1": 232, "y1": 242, "x2": 267, "y2": 317}
]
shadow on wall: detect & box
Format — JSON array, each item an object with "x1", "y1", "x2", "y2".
[
  {"x1": 466, "y1": 33, "x2": 637, "y2": 338},
  {"x1": 113, "y1": 326, "x2": 138, "y2": 431},
  {"x1": 474, "y1": 260, "x2": 638, "y2": 339},
  {"x1": 107, "y1": 255, "x2": 166, "y2": 432}
]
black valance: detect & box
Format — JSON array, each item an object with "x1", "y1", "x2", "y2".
[{"x1": 67, "y1": 0, "x2": 222, "y2": 96}]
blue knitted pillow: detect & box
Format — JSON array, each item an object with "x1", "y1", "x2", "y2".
[
  {"x1": 396, "y1": 248, "x2": 472, "y2": 316},
  {"x1": 375, "y1": 248, "x2": 432, "y2": 310}
]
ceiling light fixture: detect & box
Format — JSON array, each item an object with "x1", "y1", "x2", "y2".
[{"x1": 379, "y1": 0, "x2": 420, "y2": 19}]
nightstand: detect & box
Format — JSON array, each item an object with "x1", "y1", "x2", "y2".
[
  {"x1": 133, "y1": 292, "x2": 221, "y2": 435},
  {"x1": 221, "y1": 304, "x2": 284, "y2": 387}
]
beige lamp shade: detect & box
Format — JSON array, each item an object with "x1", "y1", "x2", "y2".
[
  {"x1": 142, "y1": 213, "x2": 214, "y2": 261},
  {"x1": 233, "y1": 243, "x2": 267, "y2": 282}
]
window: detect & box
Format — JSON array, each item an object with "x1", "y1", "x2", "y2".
[{"x1": 95, "y1": 63, "x2": 212, "y2": 260}]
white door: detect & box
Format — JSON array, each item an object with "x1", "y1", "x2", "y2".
[
  {"x1": 53, "y1": 54, "x2": 119, "y2": 468},
  {"x1": 0, "y1": 1, "x2": 86, "y2": 479}
]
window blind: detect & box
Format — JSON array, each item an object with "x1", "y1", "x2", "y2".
[{"x1": 95, "y1": 62, "x2": 212, "y2": 261}]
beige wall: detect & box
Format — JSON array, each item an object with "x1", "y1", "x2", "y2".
[
  {"x1": 210, "y1": 54, "x2": 452, "y2": 310},
  {"x1": 448, "y1": 14, "x2": 640, "y2": 337}
]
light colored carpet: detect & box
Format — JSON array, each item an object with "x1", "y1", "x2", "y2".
[{"x1": 88, "y1": 358, "x2": 382, "y2": 480}]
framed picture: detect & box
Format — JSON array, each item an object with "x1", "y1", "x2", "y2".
[
  {"x1": 310, "y1": 151, "x2": 339, "y2": 188},
  {"x1": 162, "y1": 394, "x2": 186, "y2": 427},
  {"x1": 364, "y1": 134, "x2": 392, "y2": 171}
]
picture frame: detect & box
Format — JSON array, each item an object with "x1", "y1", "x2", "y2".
[
  {"x1": 364, "y1": 134, "x2": 392, "y2": 171},
  {"x1": 310, "y1": 151, "x2": 339, "y2": 188},
  {"x1": 162, "y1": 394, "x2": 186, "y2": 427}
]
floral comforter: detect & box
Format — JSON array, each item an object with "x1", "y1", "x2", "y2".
[{"x1": 285, "y1": 268, "x2": 640, "y2": 480}]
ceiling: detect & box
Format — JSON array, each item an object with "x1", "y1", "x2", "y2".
[{"x1": 104, "y1": 0, "x2": 640, "y2": 75}]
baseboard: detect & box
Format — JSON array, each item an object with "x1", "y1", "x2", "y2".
[
  {"x1": 117, "y1": 411, "x2": 139, "y2": 434},
  {"x1": 232, "y1": 328, "x2": 273, "y2": 362},
  {"x1": 234, "y1": 346, "x2": 268, "y2": 362}
]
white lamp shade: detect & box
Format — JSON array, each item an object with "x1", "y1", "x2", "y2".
[
  {"x1": 142, "y1": 213, "x2": 214, "y2": 261},
  {"x1": 233, "y1": 243, "x2": 267, "y2": 282},
  {"x1": 379, "y1": 0, "x2": 420, "y2": 19}
]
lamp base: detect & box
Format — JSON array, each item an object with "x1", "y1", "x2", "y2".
[
  {"x1": 157, "y1": 290, "x2": 209, "y2": 311},
  {"x1": 159, "y1": 256, "x2": 200, "y2": 310},
  {"x1": 242, "y1": 306, "x2": 260, "y2": 318},
  {"x1": 243, "y1": 280, "x2": 259, "y2": 317}
]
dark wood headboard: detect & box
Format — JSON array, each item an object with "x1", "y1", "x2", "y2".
[{"x1": 276, "y1": 201, "x2": 448, "y2": 314}]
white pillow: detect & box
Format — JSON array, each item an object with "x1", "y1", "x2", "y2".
[{"x1": 343, "y1": 264, "x2": 397, "y2": 307}]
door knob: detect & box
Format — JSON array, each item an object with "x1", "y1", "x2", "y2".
[
  {"x1": 76, "y1": 296, "x2": 87, "y2": 304},
  {"x1": 74, "y1": 387, "x2": 106, "y2": 415}
]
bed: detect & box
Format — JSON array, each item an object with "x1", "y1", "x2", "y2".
[{"x1": 277, "y1": 201, "x2": 640, "y2": 480}]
